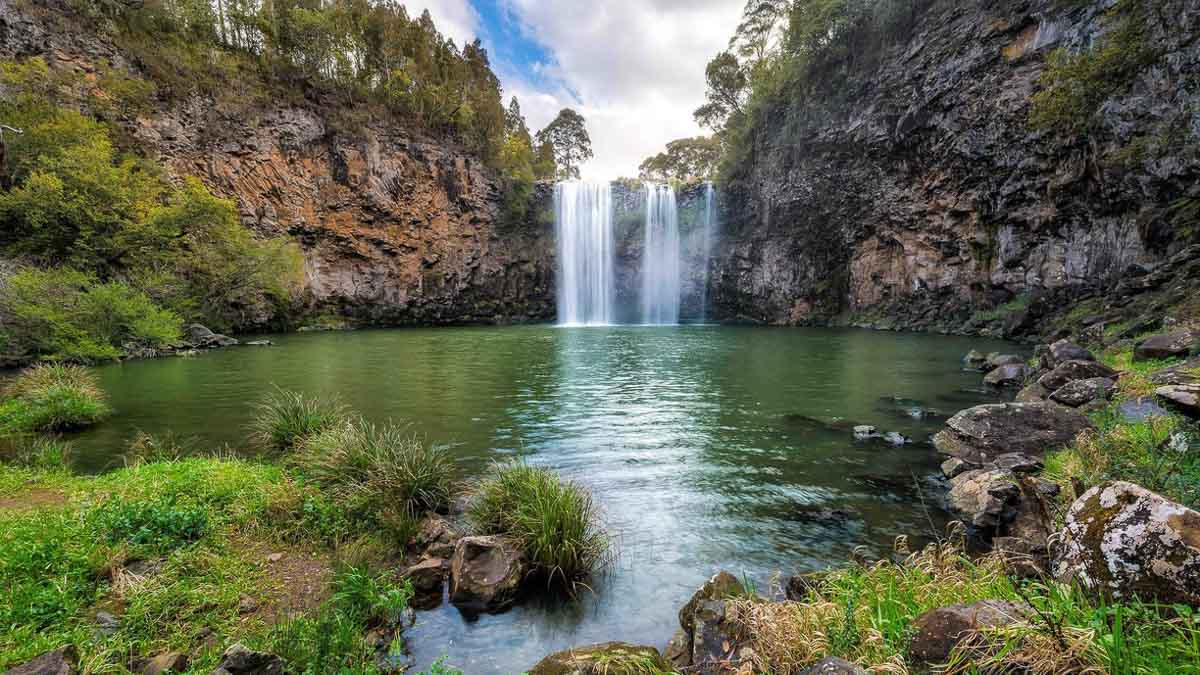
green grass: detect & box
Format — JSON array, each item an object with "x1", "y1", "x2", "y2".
[
  {"x1": 468, "y1": 462, "x2": 609, "y2": 590},
  {"x1": 291, "y1": 419, "x2": 457, "y2": 541},
  {"x1": 249, "y1": 387, "x2": 349, "y2": 452},
  {"x1": 970, "y1": 295, "x2": 1031, "y2": 324},
  {"x1": 0, "y1": 364, "x2": 111, "y2": 434}
]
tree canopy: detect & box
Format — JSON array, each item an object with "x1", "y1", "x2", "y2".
[
  {"x1": 535, "y1": 109, "x2": 593, "y2": 180},
  {"x1": 638, "y1": 137, "x2": 722, "y2": 183}
]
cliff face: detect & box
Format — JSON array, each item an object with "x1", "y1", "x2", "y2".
[
  {"x1": 1, "y1": 2, "x2": 556, "y2": 327},
  {"x1": 712, "y1": 0, "x2": 1200, "y2": 334}
]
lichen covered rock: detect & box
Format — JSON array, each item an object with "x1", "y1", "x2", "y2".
[
  {"x1": 1054, "y1": 481, "x2": 1200, "y2": 605},
  {"x1": 933, "y1": 402, "x2": 1092, "y2": 467}
]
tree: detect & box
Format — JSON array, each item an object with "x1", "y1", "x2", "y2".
[
  {"x1": 730, "y1": 0, "x2": 791, "y2": 65},
  {"x1": 638, "y1": 137, "x2": 722, "y2": 182},
  {"x1": 693, "y1": 51, "x2": 749, "y2": 131},
  {"x1": 535, "y1": 109, "x2": 593, "y2": 180}
]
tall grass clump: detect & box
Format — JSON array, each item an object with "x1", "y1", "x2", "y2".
[
  {"x1": 468, "y1": 462, "x2": 608, "y2": 589},
  {"x1": 0, "y1": 363, "x2": 110, "y2": 434},
  {"x1": 291, "y1": 419, "x2": 456, "y2": 536},
  {"x1": 249, "y1": 387, "x2": 348, "y2": 452}
]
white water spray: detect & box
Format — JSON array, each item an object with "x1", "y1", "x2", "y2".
[
  {"x1": 641, "y1": 184, "x2": 681, "y2": 325},
  {"x1": 555, "y1": 182, "x2": 616, "y2": 326}
]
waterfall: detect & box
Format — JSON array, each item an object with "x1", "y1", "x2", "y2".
[
  {"x1": 555, "y1": 182, "x2": 615, "y2": 326},
  {"x1": 641, "y1": 184, "x2": 681, "y2": 325},
  {"x1": 699, "y1": 182, "x2": 716, "y2": 324}
]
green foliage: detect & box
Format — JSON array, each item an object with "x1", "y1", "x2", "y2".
[
  {"x1": 639, "y1": 136, "x2": 722, "y2": 182},
  {"x1": 468, "y1": 462, "x2": 608, "y2": 589},
  {"x1": 0, "y1": 267, "x2": 181, "y2": 363},
  {"x1": 536, "y1": 109, "x2": 593, "y2": 180},
  {"x1": 291, "y1": 418, "x2": 457, "y2": 535},
  {"x1": 1030, "y1": 1, "x2": 1155, "y2": 136},
  {"x1": 1, "y1": 436, "x2": 74, "y2": 471},
  {"x1": 92, "y1": 497, "x2": 209, "y2": 551},
  {"x1": 249, "y1": 388, "x2": 350, "y2": 453},
  {"x1": 0, "y1": 364, "x2": 111, "y2": 434}
]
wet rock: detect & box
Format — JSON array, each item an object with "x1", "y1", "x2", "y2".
[
  {"x1": 691, "y1": 600, "x2": 743, "y2": 674},
  {"x1": 852, "y1": 425, "x2": 879, "y2": 441},
  {"x1": 679, "y1": 571, "x2": 744, "y2": 633},
  {"x1": 962, "y1": 350, "x2": 987, "y2": 369},
  {"x1": 882, "y1": 431, "x2": 911, "y2": 446},
  {"x1": 1037, "y1": 360, "x2": 1118, "y2": 392},
  {"x1": 403, "y1": 557, "x2": 446, "y2": 609},
  {"x1": 946, "y1": 469, "x2": 1020, "y2": 532},
  {"x1": 986, "y1": 353, "x2": 1023, "y2": 369},
  {"x1": 1135, "y1": 329, "x2": 1198, "y2": 362},
  {"x1": 449, "y1": 536, "x2": 527, "y2": 614},
  {"x1": 983, "y1": 363, "x2": 1029, "y2": 387},
  {"x1": 244, "y1": 340, "x2": 273, "y2": 347},
  {"x1": 1044, "y1": 340, "x2": 1095, "y2": 369},
  {"x1": 210, "y1": 644, "x2": 287, "y2": 675},
  {"x1": 1116, "y1": 397, "x2": 1171, "y2": 423},
  {"x1": 142, "y1": 652, "x2": 188, "y2": 675},
  {"x1": 184, "y1": 324, "x2": 239, "y2": 349},
  {"x1": 1155, "y1": 384, "x2": 1200, "y2": 418},
  {"x1": 664, "y1": 629, "x2": 692, "y2": 668},
  {"x1": 415, "y1": 515, "x2": 460, "y2": 558},
  {"x1": 529, "y1": 642, "x2": 668, "y2": 675},
  {"x1": 1050, "y1": 377, "x2": 1115, "y2": 408},
  {"x1": 908, "y1": 601, "x2": 1027, "y2": 669},
  {"x1": 940, "y1": 457, "x2": 970, "y2": 479},
  {"x1": 4, "y1": 646, "x2": 77, "y2": 675},
  {"x1": 801, "y1": 657, "x2": 868, "y2": 675},
  {"x1": 1014, "y1": 381, "x2": 1050, "y2": 403},
  {"x1": 1054, "y1": 482, "x2": 1200, "y2": 605},
  {"x1": 793, "y1": 506, "x2": 857, "y2": 526},
  {"x1": 933, "y1": 403, "x2": 1092, "y2": 467}
]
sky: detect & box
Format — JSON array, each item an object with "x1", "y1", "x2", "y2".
[{"x1": 403, "y1": 0, "x2": 745, "y2": 180}]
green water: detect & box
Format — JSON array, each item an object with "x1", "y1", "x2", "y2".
[{"x1": 73, "y1": 325, "x2": 1014, "y2": 673}]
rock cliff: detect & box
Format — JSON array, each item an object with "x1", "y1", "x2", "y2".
[
  {"x1": 1, "y1": 1, "x2": 556, "y2": 327},
  {"x1": 711, "y1": 0, "x2": 1200, "y2": 334}
]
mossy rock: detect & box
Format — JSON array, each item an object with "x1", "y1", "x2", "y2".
[{"x1": 528, "y1": 642, "x2": 669, "y2": 675}]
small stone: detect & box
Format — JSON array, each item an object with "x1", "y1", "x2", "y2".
[
  {"x1": 237, "y1": 595, "x2": 258, "y2": 615},
  {"x1": 94, "y1": 610, "x2": 119, "y2": 638},
  {"x1": 908, "y1": 600, "x2": 1027, "y2": 669},
  {"x1": 882, "y1": 431, "x2": 910, "y2": 446},
  {"x1": 142, "y1": 652, "x2": 189, "y2": 675},
  {"x1": 852, "y1": 425, "x2": 878, "y2": 441},
  {"x1": 801, "y1": 657, "x2": 869, "y2": 675},
  {"x1": 210, "y1": 643, "x2": 287, "y2": 675}
]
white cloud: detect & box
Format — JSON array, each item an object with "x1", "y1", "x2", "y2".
[
  {"x1": 402, "y1": 0, "x2": 482, "y2": 47},
  {"x1": 500, "y1": 0, "x2": 744, "y2": 180}
]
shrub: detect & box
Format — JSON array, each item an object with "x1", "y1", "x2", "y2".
[
  {"x1": 0, "y1": 267, "x2": 181, "y2": 363},
  {"x1": 291, "y1": 419, "x2": 456, "y2": 524},
  {"x1": 0, "y1": 364, "x2": 111, "y2": 433},
  {"x1": 468, "y1": 462, "x2": 608, "y2": 588},
  {"x1": 249, "y1": 388, "x2": 349, "y2": 452}
]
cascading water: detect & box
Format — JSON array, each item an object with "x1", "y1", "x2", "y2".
[
  {"x1": 641, "y1": 184, "x2": 681, "y2": 325},
  {"x1": 698, "y1": 182, "x2": 716, "y2": 324},
  {"x1": 555, "y1": 182, "x2": 615, "y2": 326}
]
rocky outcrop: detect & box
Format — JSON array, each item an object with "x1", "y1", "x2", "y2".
[
  {"x1": 528, "y1": 643, "x2": 668, "y2": 675},
  {"x1": 932, "y1": 402, "x2": 1092, "y2": 467},
  {"x1": 709, "y1": 0, "x2": 1200, "y2": 335},
  {"x1": 0, "y1": 1, "x2": 555, "y2": 329},
  {"x1": 1054, "y1": 482, "x2": 1200, "y2": 605},
  {"x1": 449, "y1": 535, "x2": 527, "y2": 614}
]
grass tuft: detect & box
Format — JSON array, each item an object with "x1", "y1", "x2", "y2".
[
  {"x1": 468, "y1": 462, "x2": 609, "y2": 590},
  {"x1": 0, "y1": 364, "x2": 110, "y2": 434},
  {"x1": 249, "y1": 387, "x2": 349, "y2": 452}
]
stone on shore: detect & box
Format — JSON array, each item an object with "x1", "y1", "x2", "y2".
[
  {"x1": 983, "y1": 363, "x2": 1029, "y2": 387},
  {"x1": 932, "y1": 403, "x2": 1092, "y2": 467},
  {"x1": 800, "y1": 657, "x2": 869, "y2": 675},
  {"x1": 1037, "y1": 360, "x2": 1118, "y2": 392},
  {"x1": 210, "y1": 644, "x2": 286, "y2": 675},
  {"x1": 1050, "y1": 377, "x2": 1114, "y2": 407},
  {"x1": 184, "y1": 324, "x2": 239, "y2": 349},
  {"x1": 1135, "y1": 329, "x2": 1198, "y2": 362},
  {"x1": 1054, "y1": 481, "x2": 1200, "y2": 605},
  {"x1": 3, "y1": 646, "x2": 77, "y2": 675},
  {"x1": 1043, "y1": 340, "x2": 1095, "y2": 369},
  {"x1": 449, "y1": 536, "x2": 527, "y2": 613},
  {"x1": 908, "y1": 601, "x2": 1027, "y2": 669},
  {"x1": 1155, "y1": 384, "x2": 1200, "y2": 418},
  {"x1": 528, "y1": 642, "x2": 667, "y2": 675}
]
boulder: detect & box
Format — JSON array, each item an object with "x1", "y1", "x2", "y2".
[
  {"x1": 801, "y1": 657, "x2": 869, "y2": 675},
  {"x1": 982, "y1": 363, "x2": 1029, "y2": 387},
  {"x1": 908, "y1": 601, "x2": 1027, "y2": 669},
  {"x1": 669, "y1": 571, "x2": 746, "y2": 670},
  {"x1": 1050, "y1": 378, "x2": 1115, "y2": 407},
  {"x1": 1054, "y1": 482, "x2": 1200, "y2": 605},
  {"x1": 449, "y1": 536, "x2": 527, "y2": 613},
  {"x1": 4, "y1": 647, "x2": 77, "y2": 675},
  {"x1": 1134, "y1": 329, "x2": 1198, "y2": 362},
  {"x1": 932, "y1": 403, "x2": 1092, "y2": 467},
  {"x1": 1150, "y1": 358, "x2": 1200, "y2": 386},
  {"x1": 403, "y1": 557, "x2": 446, "y2": 609},
  {"x1": 962, "y1": 350, "x2": 987, "y2": 369},
  {"x1": 1044, "y1": 340, "x2": 1095, "y2": 369},
  {"x1": 1155, "y1": 384, "x2": 1200, "y2": 418},
  {"x1": 940, "y1": 457, "x2": 970, "y2": 479},
  {"x1": 142, "y1": 652, "x2": 188, "y2": 675},
  {"x1": 210, "y1": 644, "x2": 286, "y2": 675},
  {"x1": 986, "y1": 354, "x2": 1024, "y2": 369},
  {"x1": 946, "y1": 469, "x2": 1021, "y2": 532},
  {"x1": 184, "y1": 324, "x2": 239, "y2": 349},
  {"x1": 1014, "y1": 381, "x2": 1049, "y2": 403},
  {"x1": 528, "y1": 642, "x2": 668, "y2": 675},
  {"x1": 1037, "y1": 360, "x2": 1118, "y2": 392}
]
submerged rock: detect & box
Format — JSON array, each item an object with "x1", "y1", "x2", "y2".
[
  {"x1": 449, "y1": 535, "x2": 527, "y2": 613},
  {"x1": 932, "y1": 402, "x2": 1092, "y2": 468},
  {"x1": 962, "y1": 350, "x2": 987, "y2": 370},
  {"x1": 908, "y1": 600, "x2": 1027, "y2": 669},
  {"x1": 528, "y1": 642, "x2": 667, "y2": 675},
  {"x1": 1054, "y1": 481, "x2": 1200, "y2": 605}
]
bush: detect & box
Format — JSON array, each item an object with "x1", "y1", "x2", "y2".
[
  {"x1": 0, "y1": 364, "x2": 111, "y2": 433},
  {"x1": 0, "y1": 267, "x2": 181, "y2": 363},
  {"x1": 249, "y1": 388, "x2": 349, "y2": 452},
  {"x1": 291, "y1": 419, "x2": 456, "y2": 525},
  {"x1": 468, "y1": 462, "x2": 608, "y2": 588}
]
